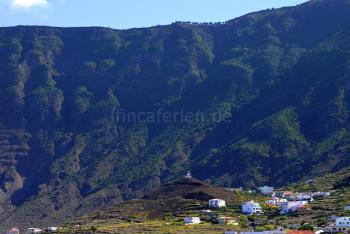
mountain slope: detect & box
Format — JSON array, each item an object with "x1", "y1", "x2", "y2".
[
  {"x1": 0, "y1": 0, "x2": 350, "y2": 229},
  {"x1": 63, "y1": 177, "x2": 264, "y2": 233}
]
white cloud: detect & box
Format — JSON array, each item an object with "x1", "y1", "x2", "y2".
[{"x1": 11, "y1": 0, "x2": 48, "y2": 9}]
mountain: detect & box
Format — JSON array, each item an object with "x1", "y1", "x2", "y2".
[{"x1": 1, "y1": 0, "x2": 350, "y2": 228}]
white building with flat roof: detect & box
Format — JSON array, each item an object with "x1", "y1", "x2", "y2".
[
  {"x1": 25, "y1": 228, "x2": 42, "y2": 234},
  {"x1": 336, "y1": 217, "x2": 350, "y2": 227},
  {"x1": 48, "y1": 227, "x2": 59, "y2": 232},
  {"x1": 297, "y1": 193, "x2": 314, "y2": 201},
  {"x1": 265, "y1": 197, "x2": 288, "y2": 206},
  {"x1": 280, "y1": 201, "x2": 308, "y2": 214},
  {"x1": 312, "y1": 191, "x2": 330, "y2": 197},
  {"x1": 209, "y1": 198, "x2": 226, "y2": 208},
  {"x1": 242, "y1": 201, "x2": 262, "y2": 215},
  {"x1": 184, "y1": 217, "x2": 201, "y2": 225},
  {"x1": 325, "y1": 226, "x2": 350, "y2": 233}
]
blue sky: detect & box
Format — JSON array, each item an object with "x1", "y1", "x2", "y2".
[{"x1": 0, "y1": 0, "x2": 309, "y2": 29}]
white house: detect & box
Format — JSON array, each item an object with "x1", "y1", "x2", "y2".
[
  {"x1": 265, "y1": 197, "x2": 288, "y2": 206},
  {"x1": 258, "y1": 186, "x2": 274, "y2": 195},
  {"x1": 336, "y1": 217, "x2": 350, "y2": 227},
  {"x1": 297, "y1": 193, "x2": 314, "y2": 201},
  {"x1": 184, "y1": 217, "x2": 201, "y2": 225},
  {"x1": 6, "y1": 228, "x2": 20, "y2": 234},
  {"x1": 242, "y1": 201, "x2": 262, "y2": 215},
  {"x1": 48, "y1": 227, "x2": 59, "y2": 232},
  {"x1": 209, "y1": 198, "x2": 226, "y2": 208},
  {"x1": 325, "y1": 226, "x2": 350, "y2": 233},
  {"x1": 312, "y1": 191, "x2": 330, "y2": 198},
  {"x1": 280, "y1": 201, "x2": 308, "y2": 214},
  {"x1": 25, "y1": 228, "x2": 42, "y2": 234},
  {"x1": 344, "y1": 206, "x2": 350, "y2": 211}
]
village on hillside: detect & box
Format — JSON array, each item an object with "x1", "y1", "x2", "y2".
[
  {"x1": 4, "y1": 172, "x2": 350, "y2": 234},
  {"x1": 177, "y1": 172, "x2": 346, "y2": 234}
]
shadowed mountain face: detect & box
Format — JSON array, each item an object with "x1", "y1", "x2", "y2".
[
  {"x1": 143, "y1": 177, "x2": 236, "y2": 202},
  {"x1": 1, "y1": 0, "x2": 350, "y2": 228}
]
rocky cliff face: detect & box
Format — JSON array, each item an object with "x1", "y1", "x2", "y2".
[{"x1": 0, "y1": 0, "x2": 350, "y2": 229}]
